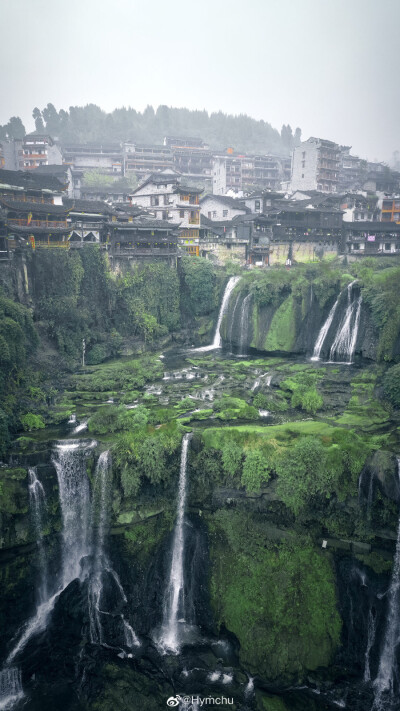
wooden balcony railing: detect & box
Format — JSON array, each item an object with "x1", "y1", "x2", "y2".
[{"x1": 8, "y1": 218, "x2": 68, "y2": 228}]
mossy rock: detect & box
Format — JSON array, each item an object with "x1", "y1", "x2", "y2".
[
  {"x1": 207, "y1": 511, "x2": 341, "y2": 682},
  {"x1": 264, "y1": 297, "x2": 297, "y2": 352}
]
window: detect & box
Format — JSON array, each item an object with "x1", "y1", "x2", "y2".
[
  {"x1": 208, "y1": 212, "x2": 212, "y2": 218},
  {"x1": 212, "y1": 211, "x2": 217, "y2": 218},
  {"x1": 302, "y1": 161, "x2": 305, "y2": 168},
  {"x1": 255, "y1": 200, "x2": 260, "y2": 211},
  {"x1": 179, "y1": 210, "x2": 184, "y2": 218},
  {"x1": 223, "y1": 209, "x2": 228, "y2": 217},
  {"x1": 385, "y1": 243, "x2": 391, "y2": 251},
  {"x1": 302, "y1": 151, "x2": 306, "y2": 159},
  {"x1": 353, "y1": 243, "x2": 360, "y2": 250},
  {"x1": 301, "y1": 173, "x2": 304, "y2": 178},
  {"x1": 151, "y1": 195, "x2": 160, "y2": 206}
]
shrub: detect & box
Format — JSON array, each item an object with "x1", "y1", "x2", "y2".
[{"x1": 20, "y1": 413, "x2": 45, "y2": 431}]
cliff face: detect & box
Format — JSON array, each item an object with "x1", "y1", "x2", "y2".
[{"x1": 221, "y1": 274, "x2": 380, "y2": 361}]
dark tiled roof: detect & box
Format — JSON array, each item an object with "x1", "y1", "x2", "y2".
[
  {"x1": 344, "y1": 222, "x2": 400, "y2": 232},
  {"x1": 63, "y1": 198, "x2": 115, "y2": 216},
  {"x1": 200, "y1": 194, "x2": 250, "y2": 212},
  {"x1": 0, "y1": 198, "x2": 69, "y2": 215},
  {"x1": 174, "y1": 184, "x2": 203, "y2": 195},
  {"x1": 130, "y1": 173, "x2": 181, "y2": 193},
  {"x1": 200, "y1": 214, "x2": 233, "y2": 228},
  {"x1": 0, "y1": 168, "x2": 65, "y2": 192},
  {"x1": 33, "y1": 164, "x2": 71, "y2": 176}
]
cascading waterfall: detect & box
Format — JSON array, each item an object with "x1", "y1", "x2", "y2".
[
  {"x1": 329, "y1": 281, "x2": 362, "y2": 364},
  {"x1": 88, "y1": 451, "x2": 139, "y2": 650},
  {"x1": 372, "y1": 458, "x2": 400, "y2": 709},
  {"x1": 28, "y1": 468, "x2": 48, "y2": 604},
  {"x1": 228, "y1": 292, "x2": 241, "y2": 346},
  {"x1": 239, "y1": 293, "x2": 252, "y2": 355},
  {"x1": 53, "y1": 442, "x2": 91, "y2": 588},
  {"x1": 0, "y1": 668, "x2": 23, "y2": 710},
  {"x1": 155, "y1": 433, "x2": 192, "y2": 654},
  {"x1": 311, "y1": 296, "x2": 340, "y2": 361},
  {"x1": 6, "y1": 441, "x2": 93, "y2": 666},
  {"x1": 311, "y1": 280, "x2": 362, "y2": 363},
  {"x1": 192, "y1": 276, "x2": 241, "y2": 352}
]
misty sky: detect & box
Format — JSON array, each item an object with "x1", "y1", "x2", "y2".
[{"x1": 0, "y1": 0, "x2": 399, "y2": 163}]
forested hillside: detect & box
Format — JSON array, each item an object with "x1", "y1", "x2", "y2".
[{"x1": 0, "y1": 103, "x2": 301, "y2": 154}]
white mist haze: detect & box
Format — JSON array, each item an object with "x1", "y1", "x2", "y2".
[{"x1": 0, "y1": 0, "x2": 398, "y2": 162}]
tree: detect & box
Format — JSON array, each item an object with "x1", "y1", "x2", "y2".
[
  {"x1": 32, "y1": 107, "x2": 45, "y2": 133},
  {"x1": 0, "y1": 116, "x2": 26, "y2": 140}
]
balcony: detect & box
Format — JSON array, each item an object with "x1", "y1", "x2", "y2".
[{"x1": 8, "y1": 218, "x2": 68, "y2": 228}]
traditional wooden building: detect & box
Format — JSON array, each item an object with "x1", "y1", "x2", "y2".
[
  {"x1": 344, "y1": 222, "x2": 400, "y2": 256},
  {"x1": 108, "y1": 216, "x2": 178, "y2": 265},
  {"x1": 0, "y1": 169, "x2": 69, "y2": 250}
]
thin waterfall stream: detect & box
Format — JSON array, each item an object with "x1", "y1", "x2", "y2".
[
  {"x1": 192, "y1": 276, "x2": 240, "y2": 352},
  {"x1": 28, "y1": 468, "x2": 48, "y2": 604},
  {"x1": 154, "y1": 433, "x2": 193, "y2": 654},
  {"x1": 88, "y1": 451, "x2": 139, "y2": 650}
]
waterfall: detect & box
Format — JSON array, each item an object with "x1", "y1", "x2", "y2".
[
  {"x1": 53, "y1": 442, "x2": 91, "y2": 588},
  {"x1": 155, "y1": 433, "x2": 192, "y2": 653},
  {"x1": 372, "y1": 458, "x2": 400, "y2": 709},
  {"x1": 311, "y1": 296, "x2": 340, "y2": 361},
  {"x1": 6, "y1": 441, "x2": 93, "y2": 665},
  {"x1": 239, "y1": 293, "x2": 252, "y2": 355},
  {"x1": 329, "y1": 281, "x2": 362, "y2": 364},
  {"x1": 88, "y1": 451, "x2": 139, "y2": 650},
  {"x1": 0, "y1": 668, "x2": 23, "y2": 710},
  {"x1": 28, "y1": 468, "x2": 48, "y2": 604},
  {"x1": 192, "y1": 276, "x2": 241, "y2": 352},
  {"x1": 228, "y1": 292, "x2": 241, "y2": 346}
]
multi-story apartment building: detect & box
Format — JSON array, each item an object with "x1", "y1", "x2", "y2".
[
  {"x1": 290, "y1": 137, "x2": 340, "y2": 193},
  {"x1": 129, "y1": 172, "x2": 202, "y2": 254},
  {"x1": 338, "y1": 147, "x2": 367, "y2": 192},
  {"x1": 124, "y1": 143, "x2": 173, "y2": 176},
  {"x1": 164, "y1": 136, "x2": 212, "y2": 182},
  {"x1": 63, "y1": 143, "x2": 123, "y2": 175},
  {"x1": 212, "y1": 152, "x2": 284, "y2": 194},
  {"x1": 21, "y1": 133, "x2": 63, "y2": 170}
]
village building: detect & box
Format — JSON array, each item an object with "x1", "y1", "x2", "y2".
[
  {"x1": 80, "y1": 184, "x2": 131, "y2": 204},
  {"x1": 290, "y1": 137, "x2": 340, "y2": 194},
  {"x1": 21, "y1": 133, "x2": 63, "y2": 170},
  {"x1": 0, "y1": 169, "x2": 70, "y2": 250},
  {"x1": 199, "y1": 194, "x2": 249, "y2": 221},
  {"x1": 344, "y1": 221, "x2": 400, "y2": 256},
  {"x1": 129, "y1": 172, "x2": 202, "y2": 255},
  {"x1": 108, "y1": 216, "x2": 178, "y2": 266},
  {"x1": 212, "y1": 152, "x2": 284, "y2": 195},
  {"x1": 123, "y1": 143, "x2": 173, "y2": 177},
  {"x1": 62, "y1": 143, "x2": 123, "y2": 175}
]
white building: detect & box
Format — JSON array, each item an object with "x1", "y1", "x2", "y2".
[
  {"x1": 21, "y1": 134, "x2": 63, "y2": 170},
  {"x1": 290, "y1": 137, "x2": 340, "y2": 193},
  {"x1": 129, "y1": 171, "x2": 202, "y2": 255},
  {"x1": 200, "y1": 194, "x2": 249, "y2": 221}
]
